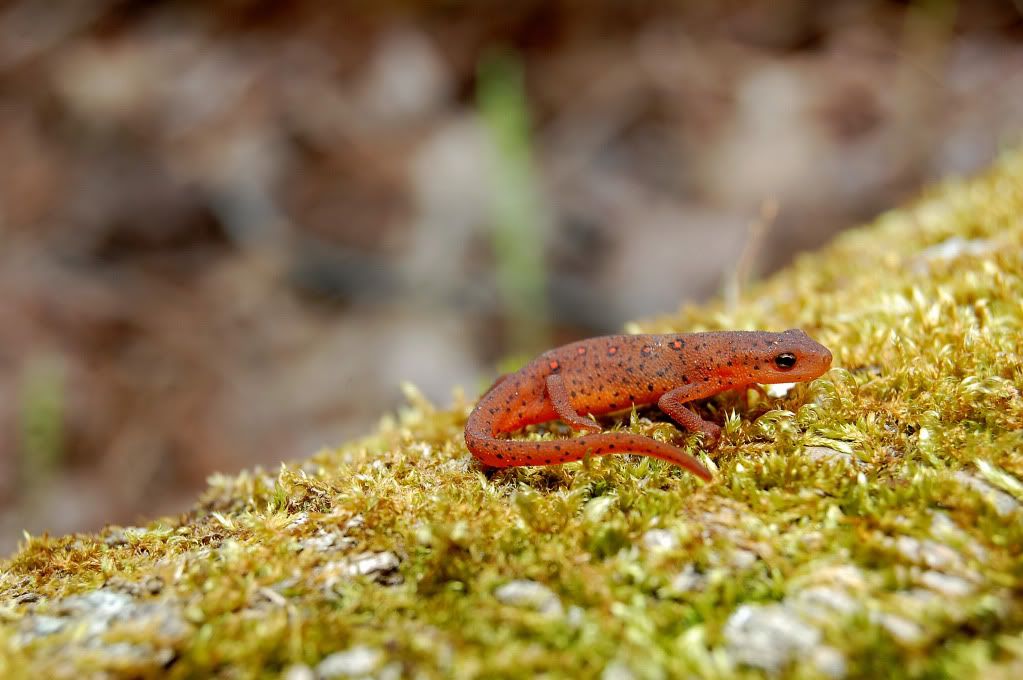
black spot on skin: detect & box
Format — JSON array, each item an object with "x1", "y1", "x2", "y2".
[
  {"x1": 545, "y1": 459, "x2": 551, "y2": 464},
  {"x1": 610, "y1": 403, "x2": 617, "y2": 409},
  {"x1": 628, "y1": 394, "x2": 636, "y2": 401},
  {"x1": 727, "y1": 361, "x2": 733, "y2": 367},
  {"x1": 647, "y1": 383, "x2": 654, "y2": 391},
  {"x1": 683, "y1": 376, "x2": 690, "y2": 384},
  {"x1": 571, "y1": 391, "x2": 577, "y2": 397},
  {"x1": 754, "y1": 365, "x2": 761, "y2": 370},
  {"x1": 497, "y1": 454, "x2": 504, "y2": 459}
]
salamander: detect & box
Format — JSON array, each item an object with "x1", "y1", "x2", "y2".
[{"x1": 464, "y1": 329, "x2": 832, "y2": 480}]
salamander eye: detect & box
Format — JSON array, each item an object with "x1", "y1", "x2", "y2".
[{"x1": 774, "y1": 352, "x2": 797, "y2": 370}]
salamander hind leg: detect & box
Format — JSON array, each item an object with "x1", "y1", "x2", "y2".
[{"x1": 545, "y1": 373, "x2": 601, "y2": 432}]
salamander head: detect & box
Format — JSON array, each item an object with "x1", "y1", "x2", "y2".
[{"x1": 745, "y1": 328, "x2": 832, "y2": 384}]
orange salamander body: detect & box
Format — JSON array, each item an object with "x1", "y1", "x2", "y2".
[{"x1": 465, "y1": 329, "x2": 832, "y2": 480}]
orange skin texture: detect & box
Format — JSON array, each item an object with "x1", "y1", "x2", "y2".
[{"x1": 465, "y1": 329, "x2": 833, "y2": 481}]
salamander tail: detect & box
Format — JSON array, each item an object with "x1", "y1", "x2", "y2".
[{"x1": 464, "y1": 428, "x2": 713, "y2": 481}]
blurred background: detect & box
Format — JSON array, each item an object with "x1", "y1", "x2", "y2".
[{"x1": 1, "y1": 0, "x2": 1022, "y2": 555}]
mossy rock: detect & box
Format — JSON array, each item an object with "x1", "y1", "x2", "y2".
[{"x1": 3, "y1": 152, "x2": 1023, "y2": 679}]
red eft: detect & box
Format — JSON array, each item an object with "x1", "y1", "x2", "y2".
[{"x1": 465, "y1": 329, "x2": 832, "y2": 480}]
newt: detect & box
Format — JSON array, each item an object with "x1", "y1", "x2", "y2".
[{"x1": 465, "y1": 329, "x2": 832, "y2": 480}]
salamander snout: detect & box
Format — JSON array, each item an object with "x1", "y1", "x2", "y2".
[{"x1": 756, "y1": 329, "x2": 833, "y2": 383}]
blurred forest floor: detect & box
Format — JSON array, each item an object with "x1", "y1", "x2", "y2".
[{"x1": 1, "y1": 1, "x2": 1022, "y2": 555}]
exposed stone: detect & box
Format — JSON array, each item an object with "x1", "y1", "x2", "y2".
[
  {"x1": 641, "y1": 529, "x2": 677, "y2": 552},
  {"x1": 300, "y1": 529, "x2": 356, "y2": 554},
  {"x1": 282, "y1": 664, "x2": 316, "y2": 680},
  {"x1": 13, "y1": 592, "x2": 41, "y2": 605},
  {"x1": 667, "y1": 565, "x2": 705, "y2": 594},
  {"x1": 104, "y1": 575, "x2": 164, "y2": 597},
  {"x1": 919, "y1": 571, "x2": 975, "y2": 598},
  {"x1": 584, "y1": 496, "x2": 616, "y2": 523},
  {"x1": 316, "y1": 645, "x2": 383, "y2": 678},
  {"x1": 286, "y1": 512, "x2": 310, "y2": 531},
  {"x1": 12, "y1": 587, "x2": 190, "y2": 672},
  {"x1": 805, "y1": 446, "x2": 860, "y2": 466},
  {"x1": 19, "y1": 615, "x2": 65, "y2": 639},
  {"x1": 319, "y1": 551, "x2": 403, "y2": 588},
  {"x1": 894, "y1": 535, "x2": 964, "y2": 572},
  {"x1": 954, "y1": 472, "x2": 1020, "y2": 517},
  {"x1": 601, "y1": 659, "x2": 636, "y2": 680},
  {"x1": 104, "y1": 529, "x2": 129, "y2": 547},
  {"x1": 731, "y1": 548, "x2": 759, "y2": 569},
  {"x1": 724, "y1": 604, "x2": 821, "y2": 674},
  {"x1": 52, "y1": 590, "x2": 135, "y2": 628},
  {"x1": 566, "y1": 605, "x2": 586, "y2": 628},
  {"x1": 810, "y1": 565, "x2": 868, "y2": 591},
  {"x1": 871, "y1": 612, "x2": 925, "y2": 645},
  {"x1": 343, "y1": 551, "x2": 401, "y2": 579},
  {"x1": 342, "y1": 515, "x2": 366, "y2": 532},
  {"x1": 811, "y1": 645, "x2": 848, "y2": 680},
  {"x1": 790, "y1": 586, "x2": 860, "y2": 621},
  {"x1": 494, "y1": 580, "x2": 563, "y2": 617},
  {"x1": 930, "y1": 511, "x2": 988, "y2": 561}
]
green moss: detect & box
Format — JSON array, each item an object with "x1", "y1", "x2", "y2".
[{"x1": 3, "y1": 151, "x2": 1023, "y2": 678}]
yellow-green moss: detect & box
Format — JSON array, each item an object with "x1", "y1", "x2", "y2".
[{"x1": 3, "y1": 152, "x2": 1023, "y2": 679}]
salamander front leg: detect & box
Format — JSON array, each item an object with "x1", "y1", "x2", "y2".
[
  {"x1": 657, "y1": 387, "x2": 722, "y2": 447},
  {"x1": 545, "y1": 374, "x2": 602, "y2": 432}
]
